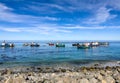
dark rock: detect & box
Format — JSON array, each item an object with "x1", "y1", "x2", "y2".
[
  {"x1": 25, "y1": 77, "x2": 29, "y2": 80},
  {"x1": 0, "y1": 62, "x2": 3, "y2": 64},
  {"x1": 94, "y1": 64, "x2": 99, "y2": 66},
  {"x1": 106, "y1": 66, "x2": 112, "y2": 70},
  {"x1": 61, "y1": 69, "x2": 66, "y2": 72}
]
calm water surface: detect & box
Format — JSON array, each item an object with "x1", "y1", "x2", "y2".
[{"x1": 0, "y1": 41, "x2": 120, "y2": 67}]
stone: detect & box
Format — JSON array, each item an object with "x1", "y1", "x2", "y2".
[
  {"x1": 61, "y1": 69, "x2": 66, "y2": 72},
  {"x1": 101, "y1": 80, "x2": 107, "y2": 83},
  {"x1": 98, "y1": 75, "x2": 103, "y2": 80},
  {"x1": 89, "y1": 78, "x2": 98, "y2": 83},
  {"x1": 5, "y1": 77, "x2": 13, "y2": 83},
  {"x1": 13, "y1": 76, "x2": 25, "y2": 83},
  {"x1": 100, "y1": 70, "x2": 106, "y2": 76},
  {"x1": 79, "y1": 78, "x2": 89, "y2": 83},
  {"x1": 117, "y1": 68, "x2": 120, "y2": 72},
  {"x1": 104, "y1": 76, "x2": 115, "y2": 83},
  {"x1": 5, "y1": 75, "x2": 25, "y2": 83}
]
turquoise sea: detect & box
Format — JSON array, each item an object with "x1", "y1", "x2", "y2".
[{"x1": 0, "y1": 40, "x2": 120, "y2": 67}]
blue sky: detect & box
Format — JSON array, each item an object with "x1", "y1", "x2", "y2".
[{"x1": 0, "y1": 0, "x2": 120, "y2": 40}]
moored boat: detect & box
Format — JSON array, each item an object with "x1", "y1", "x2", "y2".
[
  {"x1": 48, "y1": 43, "x2": 54, "y2": 46},
  {"x1": 72, "y1": 43, "x2": 79, "y2": 46},
  {"x1": 77, "y1": 43, "x2": 90, "y2": 49},
  {"x1": 77, "y1": 45, "x2": 90, "y2": 49},
  {"x1": 30, "y1": 42, "x2": 40, "y2": 47},
  {"x1": 23, "y1": 43, "x2": 29, "y2": 46},
  {"x1": 9, "y1": 43, "x2": 15, "y2": 47},
  {"x1": 90, "y1": 42, "x2": 99, "y2": 47},
  {"x1": 99, "y1": 42, "x2": 109, "y2": 46},
  {"x1": 56, "y1": 43, "x2": 65, "y2": 47},
  {"x1": 0, "y1": 41, "x2": 15, "y2": 47}
]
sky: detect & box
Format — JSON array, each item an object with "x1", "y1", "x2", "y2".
[{"x1": 0, "y1": 0, "x2": 120, "y2": 40}]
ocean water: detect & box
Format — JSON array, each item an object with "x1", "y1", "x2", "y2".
[{"x1": 0, "y1": 40, "x2": 120, "y2": 67}]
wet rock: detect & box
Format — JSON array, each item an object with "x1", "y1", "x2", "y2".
[
  {"x1": 105, "y1": 66, "x2": 112, "y2": 70},
  {"x1": 94, "y1": 63, "x2": 99, "y2": 66},
  {"x1": 37, "y1": 67, "x2": 42, "y2": 72},
  {"x1": 61, "y1": 69, "x2": 66, "y2": 72}
]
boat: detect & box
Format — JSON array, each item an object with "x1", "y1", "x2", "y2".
[
  {"x1": 23, "y1": 43, "x2": 29, "y2": 46},
  {"x1": 30, "y1": 42, "x2": 40, "y2": 47},
  {"x1": 90, "y1": 42, "x2": 99, "y2": 47},
  {"x1": 56, "y1": 43, "x2": 65, "y2": 47},
  {"x1": 77, "y1": 43, "x2": 90, "y2": 49},
  {"x1": 0, "y1": 41, "x2": 14, "y2": 47},
  {"x1": 77, "y1": 45, "x2": 90, "y2": 49},
  {"x1": 72, "y1": 43, "x2": 79, "y2": 46},
  {"x1": 9, "y1": 43, "x2": 15, "y2": 47},
  {"x1": 99, "y1": 42, "x2": 109, "y2": 46},
  {"x1": 48, "y1": 43, "x2": 54, "y2": 46}
]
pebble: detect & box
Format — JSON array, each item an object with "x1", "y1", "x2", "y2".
[{"x1": 0, "y1": 66, "x2": 119, "y2": 83}]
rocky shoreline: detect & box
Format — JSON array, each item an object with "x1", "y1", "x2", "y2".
[{"x1": 0, "y1": 62, "x2": 120, "y2": 83}]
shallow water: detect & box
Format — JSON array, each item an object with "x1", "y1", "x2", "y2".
[{"x1": 0, "y1": 40, "x2": 120, "y2": 67}]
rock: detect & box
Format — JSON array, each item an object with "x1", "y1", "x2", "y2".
[
  {"x1": 79, "y1": 78, "x2": 89, "y2": 83},
  {"x1": 5, "y1": 75, "x2": 25, "y2": 83},
  {"x1": 1, "y1": 69, "x2": 12, "y2": 75},
  {"x1": 100, "y1": 70, "x2": 106, "y2": 76},
  {"x1": 104, "y1": 76, "x2": 115, "y2": 83},
  {"x1": 25, "y1": 77, "x2": 29, "y2": 80},
  {"x1": 14, "y1": 76, "x2": 25, "y2": 83},
  {"x1": 101, "y1": 80, "x2": 107, "y2": 83},
  {"x1": 95, "y1": 73, "x2": 103, "y2": 81},
  {"x1": 94, "y1": 63, "x2": 99, "y2": 66},
  {"x1": 106, "y1": 70, "x2": 113, "y2": 75},
  {"x1": 0, "y1": 76, "x2": 4, "y2": 81},
  {"x1": 62, "y1": 77, "x2": 71, "y2": 83},
  {"x1": 89, "y1": 78, "x2": 98, "y2": 83},
  {"x1": 112, "y1": 70, "x2": 119, "y2": 78},
  {"x1": 5, "y1": 77, "x2": 13, "y2": 83},
  {"x1": 61, "y1": 69, "x2": 66, "y2": 72},
  {"x1": 106, "y1": 66, "x2": 112, "y2": 70},
  {"x1": 117, "y1": 68, "x2": 120, "y2": 72},
  {"x1": 113, "y1": 74, "x2": 120, "y2": 83},
  {"x1": 98, "y1": 74, "x2": 103, "y2": 80}
]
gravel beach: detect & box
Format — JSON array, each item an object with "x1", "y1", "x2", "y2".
[{"x1": 0, "y1": 61, "x2": 119, "y2": 83}]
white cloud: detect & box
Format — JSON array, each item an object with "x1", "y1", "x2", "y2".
[
  {"x1": 26, "y1": 3, "x2": 75, "y2": 13},
  {"x1": 0, "y1": 3, "x2": 59, "y2": 23},
  {"x1": 1, "y1": 23, "x2": 120, "y2": 34},
  {"x1": 0, "y1": 24, "x2": 72, "y2": 34},
  {"x1": 85, "y1": 7, "x2": 117, "y2": 24},
  {"x1": 0, "y1": 27, "x2": 24, "y2": 32}
]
